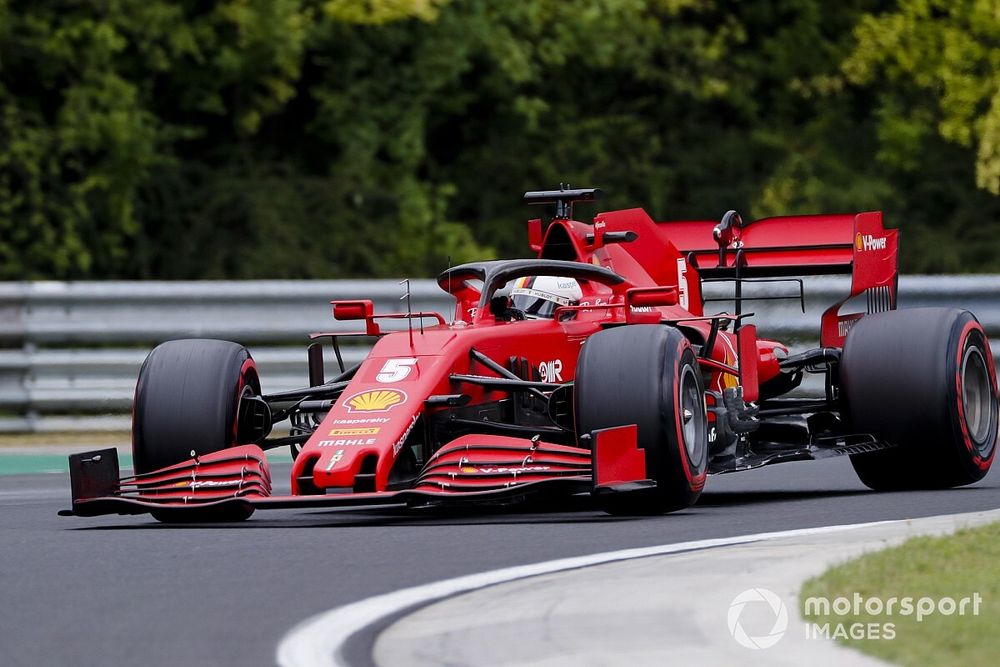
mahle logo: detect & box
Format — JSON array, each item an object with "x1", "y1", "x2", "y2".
[
  {"x1": 728, "y1": 588, "x2": 789, "y2": 649},
  {"x1": 855, "y1": 232, "x2": 887, "y2": 252}
]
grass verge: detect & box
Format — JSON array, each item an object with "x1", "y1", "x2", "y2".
[
  {"x1": 800, "y1": 521, "x2": 1000, "y2": 666},
  {"x1": 0, "y1": 431, "x2": 129, "y2": 448}
]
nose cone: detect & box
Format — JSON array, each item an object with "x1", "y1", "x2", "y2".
[{"x1": 296, "y1": 385, "x2": 423, "y2": 491}]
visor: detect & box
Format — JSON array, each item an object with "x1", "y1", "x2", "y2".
[{"x1": 510, "y1": 288, "x2": 572, "y2": 319}]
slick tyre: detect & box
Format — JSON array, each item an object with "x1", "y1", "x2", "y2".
[
  {"x1": 842, "y1": 308, "x2": 997, "y2": 490},
  {"x1": 133, "y1": 339, "x2": 260, "y2": 522},
  {"x1": 575, "y1": 324, "x2": 708, "y2": 515},
  {"x1": 133, "y1": 339, "x2": 260, "y2": 474}
]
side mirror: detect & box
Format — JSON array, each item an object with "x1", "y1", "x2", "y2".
[
  {"x1": 331, "y1": 299, "x2": 380, "y2": 335},
  {"x1": 626, "y1": 286, "x2": 678, "y2": 308},
  {"x1": 625, "y1": 287, "x2": 677, "y2": 324},
  {"x1": 332, "y1": 300, "x2": 374, "y2": 320}
]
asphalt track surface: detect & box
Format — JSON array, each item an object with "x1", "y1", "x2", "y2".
[{"x1": 2, "y1": 457, "x2": 998, "y2": 667}]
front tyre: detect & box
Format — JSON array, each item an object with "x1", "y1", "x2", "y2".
[
  {"x1": 575, "y1": 325, "x2": 708, "y2": 515},
  {"x1": 133, "y1": 339, "x2": 260, "y2": 474},
  {"x1": 842, "y1": 308, "x2": 997, "y2": 489}
]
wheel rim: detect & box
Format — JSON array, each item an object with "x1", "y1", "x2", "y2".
[
  {"x1": 961, "y1": 346, "x2": 994, "y2": 453},
  {"x1": 678, "y1": 365, "x2": 706, "y2": 468}
]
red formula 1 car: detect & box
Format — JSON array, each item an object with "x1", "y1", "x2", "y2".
[{"x1": 63, "y1": 188, "x2": 997, "y2": 521}]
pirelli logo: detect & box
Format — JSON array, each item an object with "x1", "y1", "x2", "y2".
[{"x1": 328, "y1": 427, "x2": 380, "y2": 436}]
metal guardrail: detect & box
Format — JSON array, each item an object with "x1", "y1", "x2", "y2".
[
  {"x1": 0, "y1": 281, "x2": 451, "y2": 431},
  {"x1": 0, "y1": 276, "x2": 996, "y2": 432}
]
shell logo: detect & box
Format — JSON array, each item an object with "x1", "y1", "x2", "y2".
[
  {"x1": 855, "y1": 232, "x2": 863, "y2": 251},
  {"x1": 344, "y1": 389, "x2": 407, "y2": 413}
]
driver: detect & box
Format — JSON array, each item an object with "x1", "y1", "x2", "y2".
[{"x1": 509, "y1": 276, "x2": 582, "y2": 319}]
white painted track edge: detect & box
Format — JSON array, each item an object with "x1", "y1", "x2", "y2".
[{"x1": 276, "y1": 519, "x2": 899, "y2": 667}]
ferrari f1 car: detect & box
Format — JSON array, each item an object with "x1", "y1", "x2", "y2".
[{"x1": 63, "y1": 188, "x2": 997, "y2": 521}]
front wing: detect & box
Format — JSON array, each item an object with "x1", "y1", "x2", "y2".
[{"x1": 60, "y1": 427, "x2": 651, "y2": 519}]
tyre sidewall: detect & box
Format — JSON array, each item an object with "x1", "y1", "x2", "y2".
[
  {"x1": 653, "y1": 341, "x2": 707, "y2": 504},
  {"x1": 945, "y1": 320, "x2": 997, "y2": 481}
]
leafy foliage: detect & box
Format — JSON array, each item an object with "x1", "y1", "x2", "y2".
[
  {"x1": 0, "y1": 0, "x2": 998, "y2": 279},
  {"x1": 842, "y1": 0, "x2": 1000, "y2": 270}
]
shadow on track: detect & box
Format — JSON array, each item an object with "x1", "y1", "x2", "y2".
[
  {"x1": 66, "y1": 484, "x2": 951, "y2": 531},
  {"x1": 698, "y1": 484, "x2": 991, "y2": 507},
  {"x1": 697, "y1": 488, "x2": 871, "y2": 507},
  {"x1": 70, "y1": 504, "x2": 630, "y2": 531}
]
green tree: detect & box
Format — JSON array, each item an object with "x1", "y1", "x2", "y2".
[
  {"x1": 1, "y1": 0, "x2": 998, "y2": 279},
  {"x1": 844, "y1": 0, "x2": 1000, "y2": 194},
  {"x1": 836, "y1": 0, "x2": 1000, "y2": 271},
  {"x1": 0, "y1": 0, "x2": 313, "y2": 278}
]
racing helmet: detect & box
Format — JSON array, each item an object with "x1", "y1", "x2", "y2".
[{"x1": 509, "y1": 276, "x2": 582, "y2": 319}]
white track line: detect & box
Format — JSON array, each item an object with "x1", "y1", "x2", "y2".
[{"x1": 276, "y1": 519, "x2": 897, "y2": 667}]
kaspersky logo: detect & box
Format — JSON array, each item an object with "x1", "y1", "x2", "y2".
[{"x1": 855, "y1": 232, "x2": 887, "y2": 252}]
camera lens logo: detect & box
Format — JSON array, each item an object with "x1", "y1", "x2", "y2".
[{"x1": 727, "y1": 588, "x2": 789, "y2": 649}]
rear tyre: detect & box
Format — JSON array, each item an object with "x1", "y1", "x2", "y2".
[
  {"x1": 575, "y1": 325, "x2": 708, "y2": 515},
  {"x1": 132, "y1": 339, "x2": 260, "y2": 522},
  {"x1": 842, "y1": 308, "x2": 997, "y2": 490}
]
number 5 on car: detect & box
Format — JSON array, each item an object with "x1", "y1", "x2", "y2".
[{"x1": 376, "y1": 358, "x2": 418, "y2": 383}]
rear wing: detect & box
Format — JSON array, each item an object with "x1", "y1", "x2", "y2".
[{"x1": 594, "y1": 208, "x2": 898, "y2": 347}]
